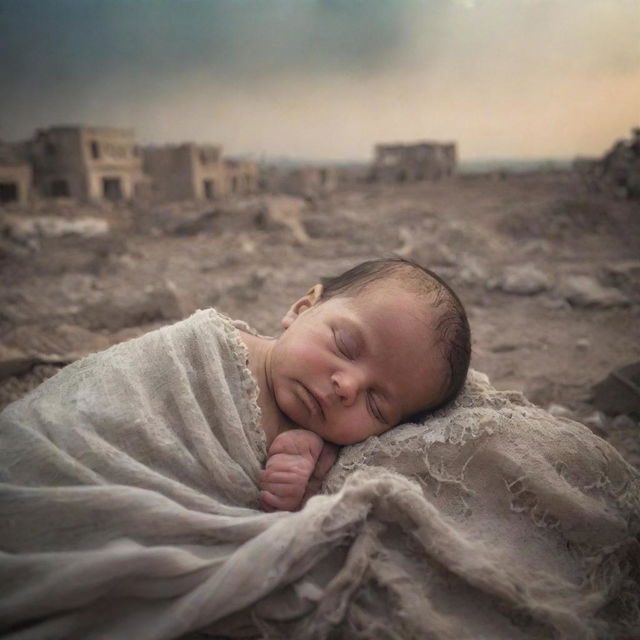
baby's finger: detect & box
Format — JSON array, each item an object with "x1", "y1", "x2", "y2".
[
  {"x1": 261, "y1": 481, "x2": 304, "y2": 499},
  {"x1": 260, "y1": 489, "x2": 300, "y2": 512},
  {"x1": 260, "y1": 497, "x2": 277, "y2": 513},
  {"x1": 265, "y1": 453, "x2": 313, "y2": 476},
  {"x1": 261, "y1": 469, "x2": 306, "y2": 486}
]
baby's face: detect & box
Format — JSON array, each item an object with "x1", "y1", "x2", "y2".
[{"x1": 267, "y1": 282, "x2": 448, "y2": 445}]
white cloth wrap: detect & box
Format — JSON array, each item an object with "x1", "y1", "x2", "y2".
[{"x1": 0, "y1": 310, "x2": 638, "y2": 640}]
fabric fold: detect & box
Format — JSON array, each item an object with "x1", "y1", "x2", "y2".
[{"x1": 1, "y1": 311, "x2": 638, "y2": 639}]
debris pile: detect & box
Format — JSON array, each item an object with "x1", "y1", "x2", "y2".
[{"x1": 577, "y1": 128, "x2": 640, "y2": 199}]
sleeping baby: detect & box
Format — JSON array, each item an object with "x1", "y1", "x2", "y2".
[
  {"x1": 240, "y1": 257, "x2": 471, "y2": 511},
  {"x1": 0, "y1": 256, "x2": 470, "y2": 637},
  {"x1": 0, "y1": 257, "x2": 470, "y2": 514}
]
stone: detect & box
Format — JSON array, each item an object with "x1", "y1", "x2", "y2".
[
  {"x1": 547, "y1": 403, "x2": 573, "y2": 419},
  {"x1": 499, "y1": 264, "x2": 553, "y2": 295},
  {"x1": 3, "y1": 216, "x2": 110, "y2": 244},
  {"x1": 601, "y1": 261, "x2": 640, "y2": 288},
  {"x1": 0, "y1": 344, "x2": 35, "y2": 380},
  {"x1": 592, "y1": 362, "x2": 640, "y2": 416},
  {"x1": 82, "y1": 279, "x2": 186, "y2": 332},
  {"x1": 459, "y1": 256, "x2": 488, "y2": 285},
  {"x1": 581, "y1": 411, "x2": 608, "y2": 433},
  {"x1": 611, "y1": 415, "x2": 638, "y2": 430},
  {"x1": 541, "y1": 297, "x2": 571, "y2": 311},
  {"x1": 255, "y1": 196, "x2": 309, "y2": 244},
  {"x1": 561, "y1": 275, "x2": 630, "y2": 308}
]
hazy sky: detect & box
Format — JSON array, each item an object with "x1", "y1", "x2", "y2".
[{"x1": 1, "y1": 0, "x2": 638, "y2": 160}]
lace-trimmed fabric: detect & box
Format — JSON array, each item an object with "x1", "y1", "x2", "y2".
[{"x1": 1, "y1": 326, "x2": 639, "y2": 640}]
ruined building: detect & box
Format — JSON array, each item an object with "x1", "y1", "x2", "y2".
[
  {"x1": 597, "y1": 128, "x2": 640, "y2": 199},
  {"x1": 370, "y1": 141, "x2": 456, "y2": 183},
  {"x1": 223, "y1": 158, "x2": 259, "y2": 197},
  {"x1": 260, "y1": 165, "x2": 337, "y2": 198},
  {"x1": 30, "y1": 126, "x2": 143, "y2": 201},
  {"x1": 143, "y1": 144, "x2": 257, "y2": 201},
  {"x1": 0, "y1": 142, "x2": 32, "y2": 205},
  {"x1": 574, "y1": 128, "x2": 640, "y2": 200}
]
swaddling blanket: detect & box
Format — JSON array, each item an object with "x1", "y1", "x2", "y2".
[{"x1": 1, "y1": 309, "x2": 639, "y2": 639}]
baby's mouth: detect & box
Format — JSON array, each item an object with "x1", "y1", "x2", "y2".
[{"x1": 298, "y1": 381, "x2": 325, "y2": 420}]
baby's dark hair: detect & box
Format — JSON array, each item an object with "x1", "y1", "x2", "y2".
[{"x1": 319, "y1": 257, "x2": 471, "y2": 413}]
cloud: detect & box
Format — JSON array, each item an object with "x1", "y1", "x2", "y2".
[{"x1": 0, "y1": 0, "x2": 638, "y2": 158}]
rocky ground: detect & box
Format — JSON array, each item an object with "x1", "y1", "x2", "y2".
[{"x1": 1, "y1": 171, "x2": 639, "y2": 466}]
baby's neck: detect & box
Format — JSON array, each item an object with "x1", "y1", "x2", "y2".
[{"x1": 238, "y1": 331, "x2": 296, "y2": 447}]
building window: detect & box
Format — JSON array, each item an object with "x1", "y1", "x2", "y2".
[
  {"x1": 0, "y1": 182, "x2": 19, "y2": 203},
  {"x1": 200, "y1": 149, "x2": 219, "y2": 165},
  {"x1": 102, "y1": 177, "x2": 123, "y2": 201},
  {"x1": 90, "y1": 141, "x2": 100, "y2": 159},
  {"x1": 50, "y1": 179, "x2": 70, "y2": 197},
  {"x1": 45, "y1": 142, "x2": 57, "y2": 156},
  {"x1": 381, "y1": 153, "x2": 399, "y2": 166},
  {"x1": 203, "y1": 179, "x2": 216, "y2": 200}
]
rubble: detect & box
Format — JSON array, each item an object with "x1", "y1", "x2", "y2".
[
  {"x1": 458, "y1": 256, "x2": 488, "y2": 285},
  {"x1": 592, "y1": 362, "x2": 640, "y2": 417},
  {"x1": 560, "y1": 275, "x2": 630, "y2": 308},
  {"x1": 581, "y1": 411, "x2": 607, "y2": 435},
  {"x1": 2, "y1": 216, "x2": 110, "y2": 246},
  {"x1": 547, "y1": 403, "x2": 574, "y2": 419},
  {"x1": 497, "y1": 264, "x2": 553, "y2": 295},
  {"x1": 576, "y1": 128, "x2": 640, "y2": 200},
  {"x1": 1, "y1": 166, "x2": 639, "y2": 471},
  {"x1": 254, "y1": 195, "x2": 309, "y2": 244}
]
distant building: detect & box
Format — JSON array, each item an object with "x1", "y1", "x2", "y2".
[
  {"x1": 599, "y1": 128, "x2": 640, "y2": 199},
  {"x1": 224, "y1": 158, "x2": 259, "y2": 197},
  {"x1": 260, "y1": 165, "x2": 337, "y2": 198},
  {"x1": 0, "y1": 142, "x2": 32, "y2": 205},
  {"x1": 30, "y1": 126, "x2": 143, "y2": 201},
  {"x1": 371, "y1": 141, "x2": 457, "y2": 183},
  {"x1": 143, "y1": 144, "x2": 257, "y2": 201},
  {"x1": 574, "y1": 128, "x2": 640, "y2": 200}
]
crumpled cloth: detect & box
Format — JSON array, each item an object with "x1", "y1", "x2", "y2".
[{"x1": 0, "y1": 309, "x2": 638, "y2": 640}]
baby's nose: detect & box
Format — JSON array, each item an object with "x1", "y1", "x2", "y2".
[{"x1": 331, "y1": 370, "x2": 361, "y2": 406}]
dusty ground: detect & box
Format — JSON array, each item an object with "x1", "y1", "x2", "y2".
[{"x1": 1, "y1": 171, "x2": 639, "y2": 466}]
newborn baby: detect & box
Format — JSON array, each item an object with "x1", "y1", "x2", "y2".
[{"x1": 239, "y1": 258, "x2": 471, "y2": 511}]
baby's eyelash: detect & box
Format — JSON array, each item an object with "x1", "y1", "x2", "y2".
[
  {"x1": 367, "y1": 392, "x2": 387, "y2": 424},
  {"x1": 332, "y1": 329, "x2": 353, "y2": 360}
]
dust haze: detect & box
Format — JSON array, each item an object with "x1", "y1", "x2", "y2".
[{"x1": 1, "y1": 0, "x2": 639, "y2": 159}]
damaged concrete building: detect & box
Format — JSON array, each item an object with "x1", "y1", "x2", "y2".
[
  {"x1": 0, "y1": 142, "x2": 32, "y2": 205},
  {"x1": 224, "y1": 158, "x2": 259, "y2": 197},
  {"x1": 260, "y1": 165, "x2": 337, "y2": 198},
  {"x1": 370, "y1": 141, "x2": 457, "y2": 183},
  {"x1": 30, "y1": 126, "x2": 143, "y2": 201},
  {"x1": 143, "y1": 144, "x2": 257, "y2": 201}
]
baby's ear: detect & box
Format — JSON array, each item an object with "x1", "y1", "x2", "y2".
[{"x1": 281, "y1": 284, "x2": 324, "y2": 329}]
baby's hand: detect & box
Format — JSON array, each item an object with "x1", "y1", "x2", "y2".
[{"x1": 260, "y1": 429, "x2": 338, "y2": 512}]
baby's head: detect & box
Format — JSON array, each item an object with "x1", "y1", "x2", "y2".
[{"x1": 270, "y1": 257, "x2": 471, "y2": 445}]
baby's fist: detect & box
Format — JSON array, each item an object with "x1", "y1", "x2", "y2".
[{"x1": 260, "y1": 429, "x2": 335, "y2": 512}]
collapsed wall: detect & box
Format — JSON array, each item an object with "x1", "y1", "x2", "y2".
[{"x1": 576, "y1": 128, "x2": 640, "y2": 199}]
